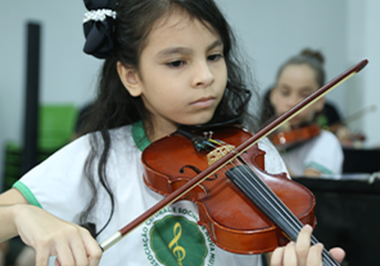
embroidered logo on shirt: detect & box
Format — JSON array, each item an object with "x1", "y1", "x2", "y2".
[{"x1": 141, "y1": 206, "x2": 216, "y2": 266}]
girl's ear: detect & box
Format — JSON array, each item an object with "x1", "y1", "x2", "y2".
[{"x1": 117, "y1": 62, "x2": 143, "y2": 97}]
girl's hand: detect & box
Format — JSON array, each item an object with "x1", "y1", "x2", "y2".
[
  {"x1": 13, "y1": 204, "x2": 102, "y2": 266},
  {"x1": 270, "y1": 225, "x2": 345, "y2": 266}
]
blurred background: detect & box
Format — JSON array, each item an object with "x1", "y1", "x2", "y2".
[
  {"x1": 1, "y1": 0, "x2": 379, "y2": 184},
  {"x1": 0, "y1": 1, "x2": 379, "y2": 265}
]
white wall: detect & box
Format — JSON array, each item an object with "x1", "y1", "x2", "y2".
[
  {"x1": 346, "y1": 0, "x2": 380, "y2": 147},
  {"x1": 361, "y1": 0, "x2": 380, "y2": 147},
  {"x1": 0, "y1": 1, "x2": 102, "y2": 141},
  {"x1": 0, "y1": 1, "x2": 378, "y2": 190},
  {"x1": 0, "y1": 1, "x2": 102, "y2": 191},
  {"x1": 216, "y1": 0, "x2": 348, "y2": 111}
]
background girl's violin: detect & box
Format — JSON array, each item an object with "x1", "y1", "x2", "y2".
[
  {"x1": 269, "y1": 124, "x2": 321, "y2": 149},
  {"x1": 327, "y1": 105, "x2": 376, "y2": 148}
]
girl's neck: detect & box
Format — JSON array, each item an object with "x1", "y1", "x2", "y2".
[{"x1": 144, "y1": 119, "x2": 179, "y2": 143}]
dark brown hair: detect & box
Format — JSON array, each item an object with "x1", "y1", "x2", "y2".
[{"x1": 276, "y1": 48, "x2": 325, "y2": 87}]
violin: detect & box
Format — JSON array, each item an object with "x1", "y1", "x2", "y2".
[
  {"x1": 328, "y1": 105, "x2": 376, "y2": 148},
  {"x1": 142, "y1": 126, "x2": 315, "y2": 254},
  {"x1": 269, "y1": 124, "x2": 321, "y2": 149},
  {"x1": 99, "y1": 60, "x2": 368, "y2": 265}
]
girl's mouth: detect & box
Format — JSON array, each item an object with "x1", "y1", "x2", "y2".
[{"x1": 190, "y1": 96, "x2": 216, "y2": 108}]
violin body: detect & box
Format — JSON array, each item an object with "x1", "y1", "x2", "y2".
[{"x1": 142, "y1": 126, "x2": 316, "y2": 254}]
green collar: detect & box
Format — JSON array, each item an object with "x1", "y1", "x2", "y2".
[{"x1": 131, "y1": 121, "x2": 151, "y2": 151}]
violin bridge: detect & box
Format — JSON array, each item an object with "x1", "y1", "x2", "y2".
[{"x1": 207, "y1": 144, "x2": 235, "y2": 165}]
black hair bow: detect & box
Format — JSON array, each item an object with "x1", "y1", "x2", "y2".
[{"x1": 83, "y1": 0, "x2": 117, "y2": 59}]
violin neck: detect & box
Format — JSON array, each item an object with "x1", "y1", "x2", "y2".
[{"x1": 226, "y1": 165, "x2": 340, "y2": 266}]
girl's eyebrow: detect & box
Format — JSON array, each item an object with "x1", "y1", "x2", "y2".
[
  {"x1": 156, "y1": 47, "x2": 193, "y2": 58},
  {"x1": 156, "y1": 40, "x2": 223, "y2": 59},
  {"x1": 299, "y1": 87, "x2": 315, "y2": 93},
  {"x1": 278, "y1": 83, "x2": 314, "y2": 93},
  {"x1": 207, "y1": 39, "x2": 224, "y2": 51}
]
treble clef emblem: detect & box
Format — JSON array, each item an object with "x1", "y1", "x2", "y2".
[{"x1": 168, "y1": 222, "x2": 186, "y2": 265}]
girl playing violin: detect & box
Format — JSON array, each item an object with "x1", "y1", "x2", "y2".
[
  {"x1": 264, "y1": 49, "x2": 344, "y2": 178},
  {"x1": 0, "y1": 1, "x2": 344, "y2": 265}
]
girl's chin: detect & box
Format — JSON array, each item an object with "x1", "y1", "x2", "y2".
[
  {"x1": 176, "y1": 113, "x2": 215, "y2": 126},
  {"x1": 177, "y1": 118, "x2": 212, "y2": 126}
]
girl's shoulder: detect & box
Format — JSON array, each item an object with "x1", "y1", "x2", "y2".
[
  {"x1": 315, "y1": 129, "x2": 341, "y2": 146},
  {"x1": 286, "y1": 130, "x2": 342, "y2": 158},
  {"x1": 258, "y1": 137, "x2": 289, "y2": 177},
  {"x1": 319, "y1": 129, "x2": 338, "y2": 138},
  {"x1": 76, "y1": 124, "x2": 134, "y2": 146},
  {"x1": 13, "y1": 124, "x2": 139, "y2": 220},
  {"x1": 40, "y1": 125, "x2": 135, "y2": 164},
  {"x1": 108, "y1": 124, "x2": 133, "y2": 138}
]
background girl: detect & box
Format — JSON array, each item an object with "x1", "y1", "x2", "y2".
[
  {"x1": 263, "y1": 49, "x2": 344, "y2": 178},
  {"x1": 0, "y1": 1, "x2": 344, "y2": 265}
]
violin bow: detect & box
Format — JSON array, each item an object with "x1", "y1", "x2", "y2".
[{"x1": 99, "y1": 59, "x2": 368, "y2": 251}]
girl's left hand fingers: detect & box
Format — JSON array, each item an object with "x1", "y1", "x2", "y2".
[
  {"x1": 283, "y1": 242, "x2": 297, "y2": 266},
  {"x1": 306, "y1": 243, "x2": 324, "y2": 266},
  {"x1": 329, "y1": 247, "x2": 345, "y2": 264},
  {"x1": 271, "y1": 247, "x2": 285, "y2": 266},
  {"x1": 295, "y1": 224, "x2": 313, "y2": 265}
]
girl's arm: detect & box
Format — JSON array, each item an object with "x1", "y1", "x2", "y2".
[
  {"x1": 0, "y1": 189, "x2": 102, "y2": 266},
  {"x1": 0, "y1": 189, "x2": 27, "y2": 242}
]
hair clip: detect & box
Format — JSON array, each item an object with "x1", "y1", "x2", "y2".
[{"x1": 83, "y1": 9, "x2": 116, "y2": 23}]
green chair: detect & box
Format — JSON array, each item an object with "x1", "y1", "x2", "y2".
[
  {"x1": 39, "y1": 104, "x2": 78, "y2": 151},
  {"x1": 2, "y1": 104, "x2": 78, "y2": 191}
]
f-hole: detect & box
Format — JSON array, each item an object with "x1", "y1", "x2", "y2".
[{"x1": 179, "y1": 165, "x2": 218, "y2": 181}]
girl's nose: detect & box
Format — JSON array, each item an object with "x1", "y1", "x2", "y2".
[
  {"x1": 191, "y1": 60, "x2": 215, "y2": 88},
  {"x1": 286, "y1": 95, "x2": 300, "y2": 108}
]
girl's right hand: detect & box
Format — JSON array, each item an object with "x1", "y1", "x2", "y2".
[{"x1": 14, "y1": 204, "x2": 102, "y2": 266}]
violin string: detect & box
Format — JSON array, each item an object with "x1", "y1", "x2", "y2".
[
  {"x1": 229, "y1": 159, "x2": 304, "y2": 234},
  {"x1": 204, "y1": 138, "x2": 336, "y2": 265},
  {"x1": 214, "y1": 142, "x2": 306, "y2": 241},
  {"x1": 218, "y1": 143, "x2": 303, "y2": 236},
  {"x1": 209, "y1": 139, "x2": 302, "y2": 241},
  {"x1": 219, "y1": 148, "x2": 304, "y2": 236},
  {"x1": 204, "y1": 140, "x2": 219, "y2": 149},
  {"x1": 227, "y1": 158, "x2": 337, "y2": 266},
  {"x1": 217, "y1": 143, "x2": 336, "y2": 266}
]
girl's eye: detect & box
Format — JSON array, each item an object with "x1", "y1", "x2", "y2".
[
  {"x1": 299, "y1": 92, "x2": 313, "y2": 99},
  {"x1": 166, "y1": 60, "x2": 185, "y2": 68},
  {"x1": 280, "y1": 90, "x2": 290, "y2": 97},
  {"x1": 208, "y1": 54, "x2": 223, "y2": 61}
]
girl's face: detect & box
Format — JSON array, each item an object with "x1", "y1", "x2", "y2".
[
  {"x1": 270, "y1": 64, "x2": 324, "y2": 128},
  {"x1": 118, "y1": 12, "x2": 227, "y2": 141}
]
